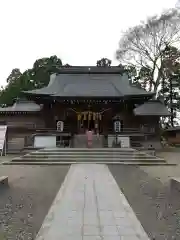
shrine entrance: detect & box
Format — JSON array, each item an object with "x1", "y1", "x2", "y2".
[
  {"x1": 83, "y1": 119, "x2": 95, "y2": 131},
  {"x1": 67, "y1": 107, "x2": 112, "y2": 134},
  {"x1": 78, "y1": 111, "x2": 102, "y2": 133}
]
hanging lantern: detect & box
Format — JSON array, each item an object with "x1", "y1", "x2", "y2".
[{"x1": 57, "y1": 121, "x2": 64, "y2": 132}]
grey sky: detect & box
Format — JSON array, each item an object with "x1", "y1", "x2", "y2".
[{"x1": 0, "y1": 0, "x2": 177, "y2": 86}]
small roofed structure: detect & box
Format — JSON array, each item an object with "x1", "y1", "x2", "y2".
[
  {"x1": 0, "y1": 98, "x2": 42, "y2": 114},
  {"x1": 0, "y1": 99, "x2": 45, "y2": 153},
  {"x1": 133, "y1": 100, "x2": 170, "y2": 116}
]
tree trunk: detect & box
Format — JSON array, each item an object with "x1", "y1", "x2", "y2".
[{"x1": 170, "y1": 77, "x2": 174, "y2": 127}]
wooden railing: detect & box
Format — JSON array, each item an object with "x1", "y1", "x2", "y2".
[
  {"x1": 7, "y1": 122, "x2": 37, "y2": 129},
  {"x1": 121, "y1": 128, "x2": 141, "y2": 133},
  {"x1": 107, "y1": 127, "x2": 155, "y2": 134},
  {"x1": 121, "y1": 127, "x2": 155, "y2": 133},
  {"x1": 7, "y1": 121, "x2": 45, "y2": 129}
]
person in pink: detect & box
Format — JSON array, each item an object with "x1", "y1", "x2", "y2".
[{"x1": 86, "y1": 130, "x2": 93, "y2": 148}]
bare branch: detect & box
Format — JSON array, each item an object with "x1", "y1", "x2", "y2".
[{"x1": 116, "y1": 8, "x2": 180, "y2": 93}]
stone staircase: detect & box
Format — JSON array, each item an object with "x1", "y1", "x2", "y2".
[{"x1": 3, "y1": 148, "x2": 175, "y2": 166}]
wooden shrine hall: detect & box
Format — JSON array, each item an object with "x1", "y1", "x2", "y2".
[{"x1": 0, "y1": 66, "x2": 170, "y2": 151}]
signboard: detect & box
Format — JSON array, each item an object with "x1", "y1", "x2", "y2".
[
  {"x1": 114, "y1": 121, "x2": 121, "y2": 133},
  {"x1": 34, "y1": 136, "x2": 56, "y2": 148},
  {"x1": 57, "y1": 121, "x2": 64, "y2": 132},
  {"x1": 118, "y1": 136, "x2": 130, "y2": 148},
  {"x1": 0, "y1": 125, "x2": 7, "y2": 155}
]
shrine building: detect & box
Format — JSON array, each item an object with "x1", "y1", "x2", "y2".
[{"x1": 0, "y1": 66, "x2": 170, "y2": 151}]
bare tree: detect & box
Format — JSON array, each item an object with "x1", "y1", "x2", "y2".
[{"x1": 116, "y1": 8, "x2": 180, "y2": 93}]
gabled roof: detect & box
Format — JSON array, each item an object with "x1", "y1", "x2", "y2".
[
  {"x1": 0, "y1": 99, "x2": 42, "y2": 112},
  {"x1": 133, "y1": 100, "x2": 170, "y2": 116},
  {"x1": 23, "y1": 67, "x2": 154, "y2": 98}
]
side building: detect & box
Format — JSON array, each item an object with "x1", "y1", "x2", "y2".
[{"x1": 0, "y1": 66, "x2": 170, "y2": 151}]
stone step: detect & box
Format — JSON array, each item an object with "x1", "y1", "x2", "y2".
[
  {"x1": 19, "y1": 157, "x2": 163, "y2": 162},
  {"x1": 12, "y1": 158, "x2": 165, "y2": 162},
  {"x1": 30, "y1": 149, "x2": 139, "y2": 153},
  {"x1": 33, "y1": 150, "x2": 138, "y2": 155},
  {"x1": 29, "y1": 153, "x2": 141, "y2": 157},
  {"x1": 32, "y1": 147, "x2": 136, "y2": 152},
  {"x1": 40, "y1": 148, "x2": 135, "y2": 152},
  {"x1": 3, "y1": 161, "x2": 176, "y2": 166},
  {"x1": 22, "y1": 154, "x2": 159, "y2": 159}
]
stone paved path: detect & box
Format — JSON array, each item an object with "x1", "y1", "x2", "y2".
[{"x1": 35, "y1": 164, "x2": 150, "y2": 240}]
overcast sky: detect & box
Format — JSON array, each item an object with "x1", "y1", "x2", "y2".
[{"x1": 0, "y1": 0, "x2": 177, "y2": 86}]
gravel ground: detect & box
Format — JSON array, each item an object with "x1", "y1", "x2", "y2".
[
  {"x1": 108, "y1": 165, "x2": 180, "y2": 240},
  {"x1": 141, "y1": 152, "x2": 180, "y2": 184},
  {"x1": 0, "y1": 165, "x2": 69, "y2": 240}
]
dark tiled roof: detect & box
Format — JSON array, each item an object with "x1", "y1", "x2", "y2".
[
  {"x1": 24, "y1": 69, "x2": 154, "y2": 98},
  {"x1": 133, "y1": 100, "x2": 170, "y2": 116},
  {"x1": 0, "y1": 99, "x2": 42, "y2": 112}
]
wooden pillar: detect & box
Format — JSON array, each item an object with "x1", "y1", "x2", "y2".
[
  {"x1": 77, "y1": 112, "x2": 82, "y2": 133},
  {"x1": 43, "y1": 103, "x2": 55, "y2": 128}
]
